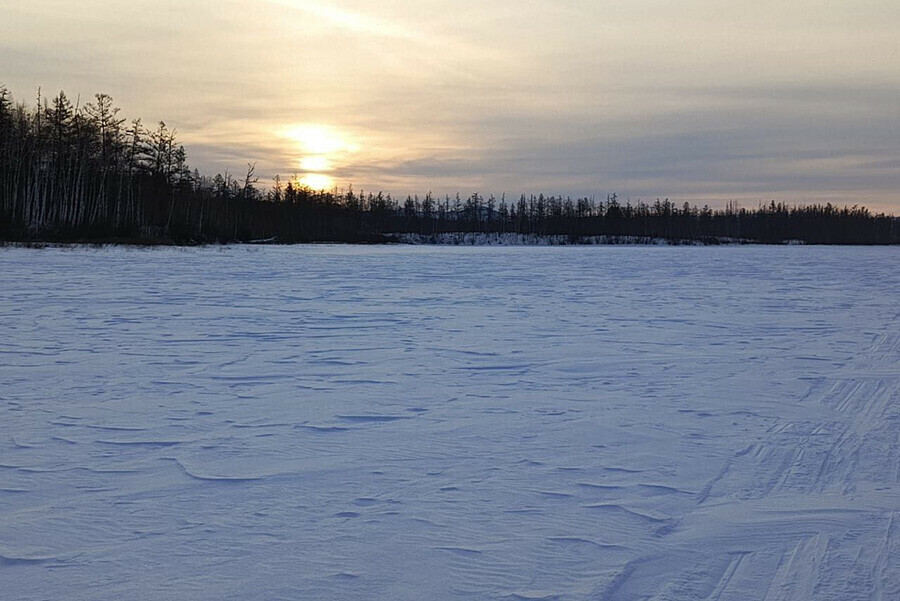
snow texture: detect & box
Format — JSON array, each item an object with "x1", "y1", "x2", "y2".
[{"x1": 1, "y1": 245, "x2": 898, "y2": 600}]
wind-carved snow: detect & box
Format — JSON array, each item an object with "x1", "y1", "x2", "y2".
[{"x1": 1, "y1": 245, "x2": 898, "y2": 600}]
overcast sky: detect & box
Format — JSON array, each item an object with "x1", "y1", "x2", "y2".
[{"x1": 3, "y1": 0, "x2": 899, "y2": 209}]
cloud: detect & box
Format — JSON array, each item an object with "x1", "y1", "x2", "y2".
[
  {"x1": 265, "y1": 0, "x2": 425, "y2": 42},
  {"x1": 2, "y1": 0, "x2": 899, "y2": 209}
]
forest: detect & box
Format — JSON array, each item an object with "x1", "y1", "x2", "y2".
[{"x1": 1, "y1": 87, "x2": 898, "y2": 245}]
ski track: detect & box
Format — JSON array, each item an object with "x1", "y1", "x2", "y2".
[{"x1": 0, "y1": 245, "x2": 898, "y2": 600}]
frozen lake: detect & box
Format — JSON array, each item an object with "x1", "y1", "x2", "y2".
[{"x1": 1, "y1": 245, "x2": 899, "y2": 600}]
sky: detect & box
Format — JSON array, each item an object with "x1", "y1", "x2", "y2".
[{"x1": 2, "y1": 0, "x2": 900, "y2": 210}]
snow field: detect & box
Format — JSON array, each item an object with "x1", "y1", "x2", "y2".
[{"x1": 1, "y1": 245, "x2": 898, "y2": 600}]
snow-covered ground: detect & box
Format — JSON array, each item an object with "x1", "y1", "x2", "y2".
[
  {"x1": 392, "y1": 232, "x2": 755, "y2": 245},
  {"x1": 394, "y1": 232, "x2": 681, "y2": 245},
  {"x1": 1, "y1": 245, "x2": 898, "y2": 600}
]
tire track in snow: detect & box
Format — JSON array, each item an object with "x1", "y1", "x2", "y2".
[{"x1": 604, "y1": 314, "x2": 900, "y2": 600}]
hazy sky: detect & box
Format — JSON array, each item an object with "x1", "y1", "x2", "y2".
[{"x1": 3, "y1": 0, "x2": 900, "y2": 209}]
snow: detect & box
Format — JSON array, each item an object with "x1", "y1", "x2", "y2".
[
  {"x1": 1, "y1": 244, "x2": 898, "y2": 600},
  {"x1": 394, "y1": 233, "x2": 681, "y2": 245},
  {"x1": 392, "y1": 232, "x2": 758, "y2": 245}
]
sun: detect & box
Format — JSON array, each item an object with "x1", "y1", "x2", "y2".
[
  {"x1": 297, "y1": 173, "x2": 334, "y2": 190},
  {"x1": 282, "y1": 124, "x2": 357, "y2": 155},
  {"x1": 299, "y1": 156, "x2": 331, "y2": 172},
  {"x1": 278, "y1": 124, "x2": 358, "y2": 193}
]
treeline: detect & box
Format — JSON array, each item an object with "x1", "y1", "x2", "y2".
[
  {"x1": 384, "y1": 194, "x2": 899, "y2": 245},
  {"x1": 1, "y1": 86, "x2": 898, "y2": 245}
]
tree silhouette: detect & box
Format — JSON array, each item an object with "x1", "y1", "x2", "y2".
[{"x1": 1, "y1": 86, "x2": 897, "y2": 245}]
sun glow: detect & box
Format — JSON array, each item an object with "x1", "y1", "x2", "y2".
[
  {"x1": 282, "y1": 124, "x2": 357, "y2": 155},
  {"x1": 297, "y1": 173, "x2": 335, "y2": 190},
  {"x1": 299, "y1": 156, "x2": 332, "y2": 172},
  {"x1": 279, "y1": 124, "x2": 358, "y2": 192}
]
